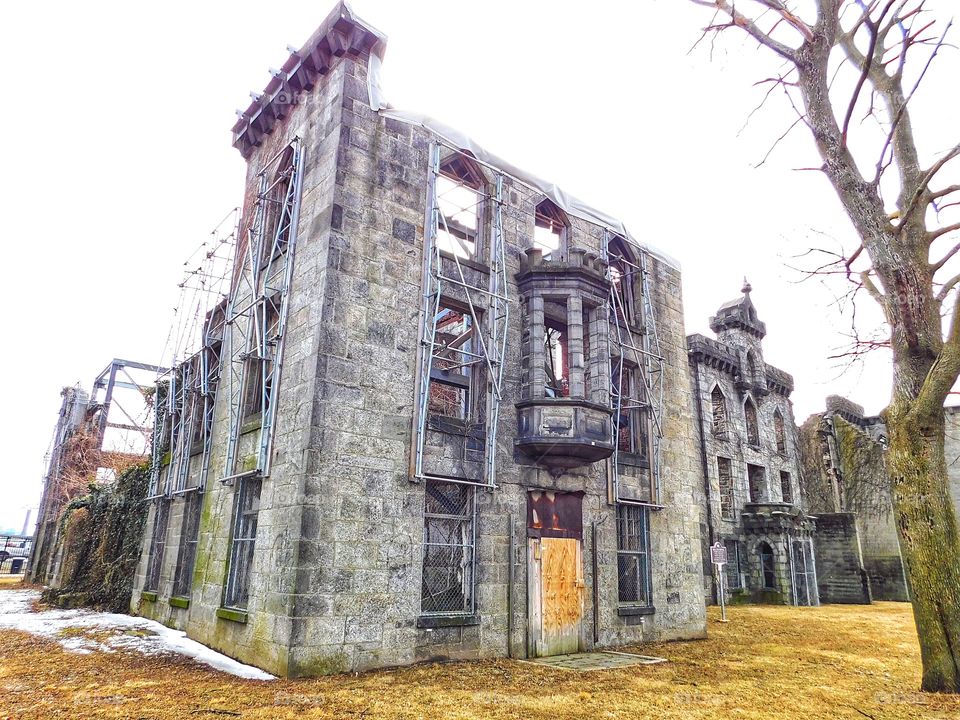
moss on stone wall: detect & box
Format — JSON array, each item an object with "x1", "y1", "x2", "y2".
[
  {"x1": 796, "y1": 414, "x2": 836, "y2": 513},
  {"x1": 43, "y1": 462, "x2": 151, "y2": 613},
  {"x1": 833, "y1": 417, "x2": 889, "y2": 516}
]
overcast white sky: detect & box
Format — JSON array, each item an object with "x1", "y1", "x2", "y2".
[{"x1": 1, "y1": 1, "x2": 957, "y2": 533}]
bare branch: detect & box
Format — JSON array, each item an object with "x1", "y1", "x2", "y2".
[
  {"x1": 690, "y1": 0, "x2": 799, "y2": 61},
  {"x1": 932, "y1": 185, "x2": 960, "y2": 201},
  {"x1": 930, "y1": 223, "x2": 960, "y2": 244},
  {"x1": 841, "y1": 2, "x2": 899, "y2": 146},
  {"x1": 936, "y1": 272, "x2": 960, "y2": 302},
  {"x1": 898, "y1": 141, "x2": 960, "y2": 227},
  {"x1": 931, "y1": 240, "x2": 960, "y2": 271}
]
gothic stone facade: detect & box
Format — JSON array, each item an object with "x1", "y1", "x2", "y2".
[
  {"x1": 130, "y1": 4, "x2": 706, "y2": 677},
  {"x1": 688, "y1": 286, "x2": 819, "y2": 606}
]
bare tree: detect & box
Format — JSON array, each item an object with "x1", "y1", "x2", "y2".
[{"x1": 689, "y1": 0, "x2": 960, "y2": 693}]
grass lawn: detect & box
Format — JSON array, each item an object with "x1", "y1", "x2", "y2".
[{"x1": 1, "y1": 586, "x2": 958, "y2": 719}]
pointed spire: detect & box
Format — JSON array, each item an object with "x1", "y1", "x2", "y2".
[{"x1": 742, "y1": 277, "x2": 752, "y2": 295}]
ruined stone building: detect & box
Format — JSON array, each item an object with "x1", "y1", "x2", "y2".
[
  {"x1": 130, "y1": 3, "x2": 707, "y2": 677},
  {"x1": 687, "y1": 285, "x2": 821, "y2": 606},
  {"x1": 28, "y1": 359, "x2": 161, "y2": 586},
  {"x1": 797, "y1": 395, "x2": 956, "y2": 603}
]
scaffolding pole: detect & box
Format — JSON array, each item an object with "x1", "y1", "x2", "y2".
[
  {"x1": 412, "y1": 144, "x2": 509, "y2": 488},
  {"x1": 607, "y1": 234, "x2": 665, "y2": 507},
  {"x1": 223, "y1": 138, "x2": 305, "y2": 480}
]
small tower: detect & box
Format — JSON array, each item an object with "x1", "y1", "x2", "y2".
[{"x1": 709, "y1": 279, "x2": 768, "y2": 395}]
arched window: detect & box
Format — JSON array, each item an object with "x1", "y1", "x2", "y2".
[
  {"x1": 534, "y1": 199, "x2": 568, "y2": 261},
  {"x1": 774, "y1": 409, "x2": 786, "y2": 454},
  {"x1": 436, "y1": 152, "x2": 485, "y2": 260},
  {"x1": 608, "y1": 236, "x2": 637, "y2": 325},
  {"x1": 744, "y1": 398, "x2": 759, "y2": 446},
  {"x1": 759, "y1": 542, "x2": 776, "y2": 590},
  {"x1": 711, "y1": 386, "x2": 727, "y2": 437}
]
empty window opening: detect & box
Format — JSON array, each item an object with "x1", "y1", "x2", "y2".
[
  {"x1": 608, "y1": 236, "x2": 637, "y2": 325},
  {"x1": 759, "y1": 542, "x2": 777, "y2": 590},
  {"x1": 534, "y1": 199, "x2": 568, "y2": 260},
  {"x1": 747, "y1": 464, "x2": 766, "y2": 503},
  {"x1": 172, "y1": 491, "x2": 203, "y2": 598},
  {"x1": 429, "y1": 304, "x2": 475, "y2": 420},
  {"x1": 241, "y1": 300, "x2": 281, "y2": 422},
  {"x1": 145, "y1": 499, "x2": 170, "y2": 593},
  {"x1": 612, "y1": 361, "x2": 650, "y2": 461},
  {"x1": 436, "y1": 154, "x2": 484, "y2": 260},
  {"x1": 780, "y1": 471, "x2": 793, "y2": 504},
  {"x1": 262, "y1": 146, "x2": 296, "y2": 260},
  {"x1": 544, "y1": 317, "x2": 569, "y2": 398},
  {"x1": 774, "y1": 410, "x2": 786, "y2": 454},
  {"x1": 617, "y1": 504, "x2": 652, "y2": 606},
  {"x1": 421, "y1": 479, "x2": 476, "y2": 615},
  {"x1": 744, "y1": 398, "x2": 759, "y2": 446},
  {"x1": 711, "y1": 386, "x2": 727, "y2": 437},
  {"x1": 224, "y1": 477, "x2": 261, "y2": 610},
  {"x1": 717, "y1": 457, "x2": 735, "y2": 520},
  {"x1": 745, "y1": 351, "x2": 758, "y2": 382}
]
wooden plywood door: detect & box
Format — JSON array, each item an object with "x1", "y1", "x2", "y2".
[{"x1": 529, "y1": 537, "x2": 583, "y2": 657}]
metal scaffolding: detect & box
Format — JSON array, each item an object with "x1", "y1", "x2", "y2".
[
  {"x1": 223, "y1": 137, "x2": 305, "y2": 481},
  {"x1": 150, "y1": 209, "x2": 236, "y2": 499},
  {"x1": 606, "y1": 237, "x2": 665, "y2": 506},
  {"x1": 412, "y1": 144, "x2": 509, "y2": 488}
]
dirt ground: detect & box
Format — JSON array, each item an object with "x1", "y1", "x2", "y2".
[{"x1": 1, "y1": 586, "x2": 958, "y2": 720}]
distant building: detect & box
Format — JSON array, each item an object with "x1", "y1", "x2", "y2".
[
  {"x1": 28, "y1": 360, "x2": 161, "y2": 586},
  {"x1": 688, "y1": 283, "x2": 822, "y2": 606}
]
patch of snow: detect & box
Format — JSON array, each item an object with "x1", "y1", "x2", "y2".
[{"x1": 0, "y1": 590, "x2": 274, "y2": 680}]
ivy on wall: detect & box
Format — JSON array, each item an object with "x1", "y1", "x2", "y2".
[{"x1": 43, "y1": 461, "x2": 151, "y2": 613}]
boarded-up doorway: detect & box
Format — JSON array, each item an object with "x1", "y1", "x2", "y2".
[{"x1": 527, "y1": 490, "x2": 584, "y2": 657}]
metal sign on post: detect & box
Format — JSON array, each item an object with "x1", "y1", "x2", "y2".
[{"x1": 710, "y1": 542, "x2": 729, "y2": 623}]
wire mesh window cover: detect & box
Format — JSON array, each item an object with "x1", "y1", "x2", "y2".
[
  {"x1": 436, "y1": 155, "x2": 484, "y2": 260},
  {"x1": 428, "y1": 306, "x2": 474, "y2": 420},
  {"x1": 774, "y1": 411, "x2": 786, "y2": 454},
  {"x1": 780, "y1": 471, "x2": 793, "y2": 504},
  {"x1": 747, "y1": 464, "x2": 766, "y2": 504},
  {"x1": 759, "y1": 542, "x2": 777, "y2": 590},
  {"x1": 744, "y1": 399, "x2": 760, "y2": 446},
  {"x1": 145, "y1": 499, "x2": 171, "y2": 593},
  {"x1": 711, "y1": 386, "x2": 728, "y2": 437},
  {"x1": 533, "y1": 199, "x2": 567, "y2": 260},
  {"x1": 792, "y1": 540, "x2": 816, "y2": 606},
  {"x1": 172, "y1": 491, "x2": 203, "y2": 598},
  {"x1": 544, "y1": 319, "x2": 569, "y2": 398},
  {"x1": 421, "y1": 480, "x2": 476, "y2": 615},
  {"x1": 724, "y1": 539, "x2": 743, "y2": 590},
  {"x1": 717, "y1": 457, "x2": 735, "y2": 520},
  {"x1": 224, "y1": 477, "x2": 262, "y2": 610},
  {"x1": 617, "y1": 504, "x2": 652, "y2": 606},
  {"x1": 241, "y1": 301, "x2": 281, "y2": 421}
]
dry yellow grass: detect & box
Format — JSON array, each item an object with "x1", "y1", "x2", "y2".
[{"x1": 1, "y1": 593, "x2": 958, "y2": 720}]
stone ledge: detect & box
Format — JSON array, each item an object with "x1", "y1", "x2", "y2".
[
  {"x1": 617, "y1": 605, "x2": 655, "y2": 617},
  {"x1": 416, "y1": 614, "x2": 480, "y2": 629},
  {"x1": 169, "y1": 596, "x2": 190, "y2": 610},
  {"x1": 140, "y1": 591, "x2": 158, "y2": 603},
  {"x1": 217, "y1": 607, "x2": 249, "y2": 624}
]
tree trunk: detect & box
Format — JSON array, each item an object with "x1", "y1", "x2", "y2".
[{"x1": 885, "y1": 401, "x2": 960, "y2": 692}]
